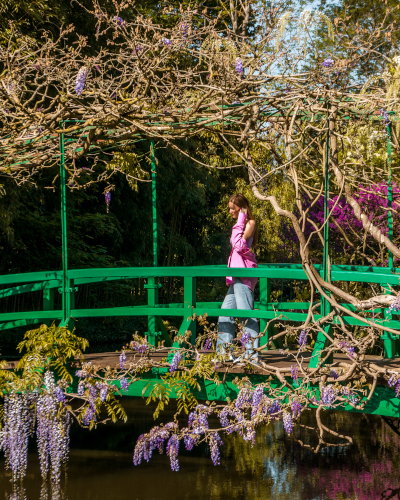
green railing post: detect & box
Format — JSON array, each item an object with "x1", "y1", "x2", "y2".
[
  {"x1": 59, "y1": 123, "x2": 71, "y2": 326},
  {"x1": 42, "y1": 287, "x2": 54, "y2": 326},
  {"x1": 383, "y1": 125, "x2": 399, "y2": 358},
  {"x1": 151, "y1": 141, "x2": 157, "y2": 268},
  {"x1": 170, "y1": 276, "x2": 197, "y2": 350},
  {"x1": 387, "y1": 124, "x2": 393, "y2": 270},
  {"x1": 259, "y1": 277, "x2": 281, "y2": 349},
  {"x1": 309, "y1": 123, "x2": 332, "y2": 368},
  {"x1": 146, "y1": 140, "x2": 160, "y2": 345}
]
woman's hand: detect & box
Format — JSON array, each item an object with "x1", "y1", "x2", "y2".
[{"x1": 240, "y1": 208, "x2": 247, "y2": 215}]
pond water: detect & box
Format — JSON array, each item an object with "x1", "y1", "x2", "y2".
[{"x1": 1, "y1": 397, "x2": 400, "y2": 500}]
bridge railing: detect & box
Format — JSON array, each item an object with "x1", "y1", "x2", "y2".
[{"x1": 1, "y1": 263, "x2": 399, "y2": 361}]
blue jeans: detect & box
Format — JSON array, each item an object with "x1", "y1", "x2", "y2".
[{"x1": 217, "y1": 278, "x2": 259, "y2": 360}]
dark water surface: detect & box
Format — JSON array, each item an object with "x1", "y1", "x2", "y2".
[{"x1": 1, "y1": 397, "x2": 400, "y2": 500}]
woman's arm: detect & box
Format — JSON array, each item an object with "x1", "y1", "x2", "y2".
[
  {"x1": 243, "y1": 219, "x2": 256, "y2": 242},
  {"x1": 231, "y1": 209, "x2": 255, "y2": 252}
]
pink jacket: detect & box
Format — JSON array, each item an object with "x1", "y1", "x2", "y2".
[{"x1": 226, "y1": 212, "x2": 258, "y2": 291}]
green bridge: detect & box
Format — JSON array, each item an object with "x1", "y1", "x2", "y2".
[
  {"x1": 1, "y1": 262, "x2": 400, "y2": 418},
  {"x1": 1, "y1": 122, "x2": 399, "y2": 418}
]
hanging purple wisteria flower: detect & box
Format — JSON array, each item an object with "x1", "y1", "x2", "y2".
[
  {"x1": 203, "y1": 338, "x2": 212, "y2": 351},
  {"x1": 169, "y1": 351, "x2": 183, "y2": 372},
  {"x1": 329, "y1": 368, "x2": 339, "y2": 380},
  {"x1": 36, "y1": 371, "x2": 71, "y2": 483},
  {"x1": 0, "y1": 393, "x2": 32, "y2": 481},
  {"x1": 291, "y1": 400, "x2": 302, "y2": 418},
  {"x1": 380, "y1": 108, "x2": 390, "y2": 127},
  {"x1": 180, "y1": 23, "x2": 188, "y2": 39},
  {"x1": 299, "y1": 329, "x2": 307, "y2": 346},
  {"x1": 131, "y1": 341, "x2": 149, "y2": 354},
  {"x1": 291, "y1": 364, "x2": 299, "y2": 381},
  {"x1": 75, "y1": 66, "x2": 88, "y2": 96},
  {"x1": 283, "y1": 412, "x2": 293, "y2": 434},
  {"x1": 120, "y1": 377, "x2": 129, "y2": 392},
  {"x1": 166, "y1": 434, "x2": 180, "y2": 471},
  {"x1": 113, "y1": 16, "x2": 125, "y2": 27},
  {"x1": 105, "y1": 191, "x2": 111, "y2": 212},
  {"x1": 235, "y1": 57, "x2": 243, "y2": 74},
  {"x1": 322, "y1": 58, "x2": 334, "y2": 68},
  {"x1": 388, "y1": 292, "x2": 400, "y2": 313},
  {"x1": 119, "y1": 350, "x2": 127, "y2": 369},
  {"x1": 320, "y1": 385, "x2": 337, "y2": 408},
  {"x1": 210, "y1": 433, "x2": 223, "y2": 465},
  {"x1": 241, "y1": 331, "x2": 251, "y2": 347}
]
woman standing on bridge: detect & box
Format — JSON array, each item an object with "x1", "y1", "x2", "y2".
[{"x1": 216, "y1": 193, "x2": 260, "y2": 364}]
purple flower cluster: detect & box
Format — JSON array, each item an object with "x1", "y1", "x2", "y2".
[
  {"x1": 169, "y1": 351, "x2": 183, "y2": 373},
  {"x1": 131, "y1": 340, "x2": 149, "y2": 354},
  {"x1": 329, "y1": 369, "x2": 339, "y2": 380},
  {"x1": 267, "y1": 399, "x2": 281, "y2": 417},
  {"x1": 338, "y1": 340, "x2": 354, "y2": 358},
  {"x1": 77, "y1": 381, "x2": 85, "y2": 396},
  {"x1": 113, "y1": 16, "x2": 125, "y2": 26},
  {"x1": 380, "y1": 108, "x2": 390, "y2": 127},
  {"x1": 163, "y1": 38, "x2": 172, "y2": 45},
  {"x1": 299, "y1": 330, "x2": 307, "y2": 346},
  {"x1": 283, "y1": 412, "x2": 293, "y2": 434},
  {"x1": 180, "y1": 23, "x2": 188, "y2": 39},
  {"x1": 219, "y1": 406, "x2": 244, "y2": 433},
  {"x1": 210, "y1": 433, "x2": 223, "y2": 465},
  {"x1": 320, "y1": 385, "x2": 337, "y2": 408},
  {"x1": 119, "y1": 350, "x2": 126, "y2": 369},
  {"x1": 0, "y1": 393, "x2": 31, "y2": 480},
  {"x1": 96, "y1": 382, "x2": 109, "y2": 402},
  {"x1": 166, "y1": 434, "x2": 180, "y2": 471},
  {"x1": 235, "y1": 388, "x2": 252, "y2": 409},
  {"x1": 291, "y1": 400, "x2": 302, "y2": 418},
  {"x1": 105, "y1": 191, "x2": 111, "y2": 212},
  {"x1": 322, "y1": 58, "x2": 334, "y2": 68},
  {"x1": 54, "y1": 386, "x2": 67, "y2": 404},
  {"x1": 388, "y1": 293, "x2": 400, "y2": 313},
  {"x1": 134, "y1": 423, "x2": 178, "y2": 467},
  {"x1": 241, "y1": 331, "x2": 251, "y2": 348},
  {"x1": 252, "y1": 386, "x2": 264, "y2": 407},
  {"x1": 388, "y1": 375, "x2": 400, "y2": 396},
  {"x1": 120, "y1": 377, "x2": 129, "y2": 392},
  {"x1": 291, "y1": 364, "x2": 299, "y2": 381},
  {"x1": 36, "y1": 372, "x2": 71, "y2": 483},
  {"x1": 203, "y1": 338, "x2": 212, "y2": 351},
  {"x1": 235, "y1": 57, "x2": 243, "y2": 74},
  {"x1": 75, "y1": 67, "x2": 88, "y2": 96},
  {"x1": 188, "y1": 405, "x2": 213, "y2": 436}
]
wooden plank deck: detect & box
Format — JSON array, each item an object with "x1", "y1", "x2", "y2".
[{"x1": 4, "y1": 350, "x2": 400, "y2": 378}]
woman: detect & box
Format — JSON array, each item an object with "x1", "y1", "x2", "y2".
[{"x1": 216, "y1": 193, "x2": 260, "y2": 364}]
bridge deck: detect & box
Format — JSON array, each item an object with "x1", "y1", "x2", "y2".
[{"x1": 4, "y1": 350, "x2": 399, "y2": 377}]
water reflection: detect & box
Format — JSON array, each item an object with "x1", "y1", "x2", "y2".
[{"x1": 1, "y1": 398, "x2": 400, "y2": 500}]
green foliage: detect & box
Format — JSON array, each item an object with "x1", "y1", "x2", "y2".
[{"x1": 17, "y1": 322, "x2": 88, "y2": 385}]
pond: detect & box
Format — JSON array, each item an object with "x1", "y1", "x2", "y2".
[{"x1": 1, "y1": 398, "x2": 399, "y2": 500}]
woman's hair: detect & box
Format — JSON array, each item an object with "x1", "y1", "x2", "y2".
[{"x1": 229, "y1": 193, "x2": 258, "y2": 247}]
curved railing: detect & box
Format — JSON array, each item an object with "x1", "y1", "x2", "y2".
[{"x1": 1, "y1": 263, "x2": 399, "y2": 364}]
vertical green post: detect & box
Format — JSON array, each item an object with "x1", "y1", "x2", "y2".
[
  {"x1": 387, "y1": 125, "x2": 393, "y2": 270},
  {"x1": 259, "y1": 277, "x2": 282, "y2": 349},
  {"x1": 382, "y1": 124, "x2": 398, "y2": 358},
  {"x1": 309, "y1": 126, "x2": 332, "y2": 368},
  {"x1": 171, "y1": 276, "x2": 197, "y2": 349},
  {"x1": 42, "y1": 287, "x2": 54, "y2": 326},
  {"x1": 151, "y1": 141, "x2": 157, "y2": 268},
  {"x1": 59, "y1": 123, "x2": 71, "y2": 325},
  {"x1": 147, "y1": 141, "x2": 159, "y2": 345}
]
